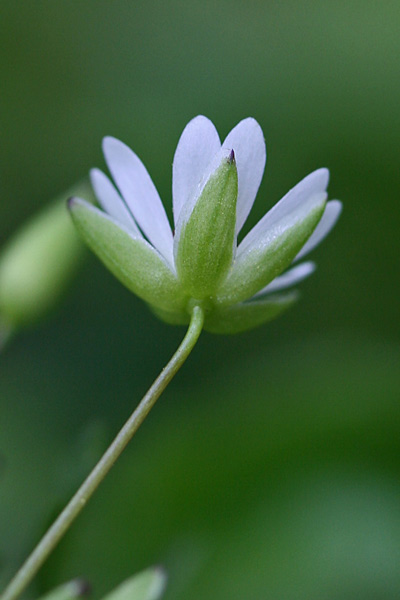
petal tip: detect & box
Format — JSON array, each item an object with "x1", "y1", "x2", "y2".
[
  {"x1": 180, "y1": 115, "x2": 217, "y2": 136},
  {"x1": 89, "y1": 167, "x2": 102, "y2": 186},
  {"x1": 237, "y1": 116, "x2": 261, "y2": 128},
  {"x1": 190, "y1": 114, "x2": 214, "y2": 125},
  {"x1": 316, "y1": 167, "x2": 330, "y2": 189},
  {"x1": 331, "y1": 199, "x2": 343, "y2": 213},
  {"x1": 102, "y1": 135, "x2": 124, "y2": 155}
]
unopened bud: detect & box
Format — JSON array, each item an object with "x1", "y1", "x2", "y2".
[{"x1": 0, "y1": 180, "x2": 94, "y2": 331}]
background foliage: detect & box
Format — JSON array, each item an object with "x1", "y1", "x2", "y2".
[{"x1": 1, "y1": 2, "x2": 399, "y2": 599}]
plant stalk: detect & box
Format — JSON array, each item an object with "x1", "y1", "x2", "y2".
[{"x1": 0, "y1": 306, "x2": 204, "y2": 600}]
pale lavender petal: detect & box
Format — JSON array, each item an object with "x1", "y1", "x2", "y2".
[
  {"x1": 295, "y1": 200, "x2": 342, "y2": 260},
  {"x1": 238, "y1": 168, "x2": 329, "y2": 257},
  {"x1": 102, "y1": 136, "x2": 174, "y2": 265},
  {"x1": 172, "y1": 115, "x2": 221, "y2": 226},
  {"x1": 90, "y1": 168, "x2": 142, "y2": 237},
  {"x1": 254, "y1": 261, "x2": 316, "y2": 296},
  {"x1": 223, "y1": 117, "x2": 266, "y2": 233}
]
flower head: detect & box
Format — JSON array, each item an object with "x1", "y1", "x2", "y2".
[{"x1": 69, "y1": 116, "x2": 341, "y2": 333}]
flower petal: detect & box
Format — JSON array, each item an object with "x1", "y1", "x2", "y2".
[
  {"x1": 68, "y1": 197, "x2": 186, "y2": 312},
  {"x1": 204, "y1": 291, "x2": 298, "y2": 334},
  {"x1": 172, "y1": 115, "x2": 221, "y2": 226},
  {"x1": 254, "y1": 261, "x2": 316, "y2": 296},
  {"x1": 295, "y1": 199, "x2": 342, "y2": 260},
  {"x1": 90, "y1": 168, "x2": 142, "y2": 237},
  {"x1": 223, "y1": 117, "x2": 266, "y2": 233},
  {"x1": 102, "y1": 136, "x2": 174, "y2": 266}
]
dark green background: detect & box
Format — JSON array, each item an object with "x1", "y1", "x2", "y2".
[{"x1": 1, "y1": 2, "x2": 399, "y2": 599}]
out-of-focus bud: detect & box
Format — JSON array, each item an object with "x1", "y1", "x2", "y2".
[
  {"x1": 38, "y1": 579, "x2": 91, "y2": 600},
  {"x1": 101, "y1": 568, "x2": 167, "y2": 600},
  {"x1": 38, "y1": 568, "x2": 166, "y2": 600},
  {"x1": 0, "y1": 180, "x2": 95, "y2": 336}
]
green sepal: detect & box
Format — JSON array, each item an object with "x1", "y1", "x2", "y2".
[
  {"x1": 175, "y1": 151, "x2": 238, "y2": 298},
  {"x1": 216, "y1": 198, "x2": 326, "y2": 307},
  {"x1": 69, "y1": 199, "x2": 186, "y2": 313},
  {"x1": 204, "y1": 291, "x2": 298, "y2": 334},
  {"x1": 101, "y1": 568, "x2": 166, "y2": 600},
  {"x1": 38, "y1": 579, "x2": 90, "y2": 600},
  {"x1": 150, "y1": 304, "x2": 190, "y2": 326}
]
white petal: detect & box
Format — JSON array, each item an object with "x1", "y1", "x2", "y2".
[
  {"x1": 254, "y1": 261, "x2": 316, "y2": 296},
  {"x1": 238, "y1": 168, "x2": 329, "y2": 257},
  {"x1": 223, "y1": 117, "x2": 266, "y2": 233},
  {"x1": 90, "y1": 168, "x2": 142, "y2": 237},
  {"x1": 295, "y1": 200, "x2": 342, "y2": 260},
  {"x1": 172, "y1": 115, "x2": 221, "y2": 226},
  {"x1": 102, "y1": 136, "x2": 174, "y2": 265}
]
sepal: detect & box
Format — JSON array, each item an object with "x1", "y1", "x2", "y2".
[
  {"x1": 149, "y1": 305, "x2": 190, "y2": 326},
  {"x1": 204, "y1": 291, "x2": 299, "y2": 334},
  {"x1": 68, "y1": 198, "x2": 186, "y2": 312},
  {"x1": 216, "y1": 194, "x2": 326, "y2": 306},
  {"x1": 174, "y1": 149, "x2": 238, "y2": 298}
]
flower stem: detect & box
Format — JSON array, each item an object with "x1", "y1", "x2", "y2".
[{"x1": 0, "y1": 305, "x2": 204, "y2": 600}]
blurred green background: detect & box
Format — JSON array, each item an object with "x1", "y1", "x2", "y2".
[{"x1": 1, "y1": 1, "x2": 400, "y2": 599}]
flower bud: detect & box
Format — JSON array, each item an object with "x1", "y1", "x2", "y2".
[
  {"x1": 101, "y1": 568, "x2": 166, "y2": 600},
  {"x1": 38, "y1": 579, "x2": 91, "y2": 600},
  {"x1": 0, "y1": 180, "x2": 94, "y2": 330}
]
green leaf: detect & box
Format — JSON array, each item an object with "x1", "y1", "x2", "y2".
[
  {"x1": 69, "y1": 199, "x2": 187, "y2": 313},
  {"x1": 204, "y1": 292, "x2": 298, "y2": 334},
  {"x1": 101, "y1": 568, "x2": 166, "y2": 600},
  {"x1": 216, "y1": 196, "x2": 326, "y2": 306},
  {"x1": 175, "y1": 150, "x2": 238, "y2": 298}
]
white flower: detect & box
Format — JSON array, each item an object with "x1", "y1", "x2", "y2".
[{"x1": 69, "y1": 116, "x2": 341, "y2": 334}]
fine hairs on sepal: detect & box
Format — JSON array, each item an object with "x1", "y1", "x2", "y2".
[{"x1": 68, "y1": 116, "x2": 342, "y2": 333}]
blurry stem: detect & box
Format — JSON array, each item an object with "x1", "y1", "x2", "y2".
[{"x1": 0, "y1": 305, "x2": 204, "y2": 600}]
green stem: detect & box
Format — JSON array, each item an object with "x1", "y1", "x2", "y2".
[{"x1": 0, "y1": 306, "x2": 204, "y2": 600}]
